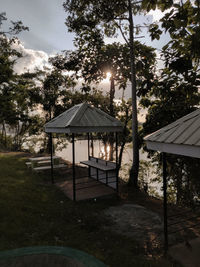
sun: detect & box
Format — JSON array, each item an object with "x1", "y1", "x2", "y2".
[
  {"x1": 102, "y1": 71, "x2": 112, "y2": 83},
  {"x1": 106, "y1": 72, "x2": 112, "y2": 80}
]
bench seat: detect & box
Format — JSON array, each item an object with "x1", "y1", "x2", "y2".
[{"x1": 33, "y1": 164, "x2": 67, "y2": 172}]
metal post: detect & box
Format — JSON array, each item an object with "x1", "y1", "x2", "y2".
[
  {"x1": 91, "y1": 133, "x2": 94, "y2": 157},
  {"x1": 50, "y1": 133, "x2": 54, "y2": 184},
  {"x1": 87, "y1": 133, "x2": 91, "y2": 178},
  {"x1": 72, "y1": 134, "x2": 76, "y2": 201},
  {"x1": 87, "y1": 133, "x2": 90, "y2": 160},
  {"x1": 163, "y1": 152, "x2": 168, "y2": 253},
  {"x1": 116, "y1": 132, "x2": 119, "y2": 193}
]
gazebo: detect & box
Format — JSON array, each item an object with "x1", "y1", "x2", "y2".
[
  {"x1": 144, "y1": 108, "x2": 200, "y2": 251},
  {"x1": 45, "y1": 102, "x2": 123, "y2": 201}
]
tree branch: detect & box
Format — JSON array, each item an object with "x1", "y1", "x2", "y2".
[
  {"x1": 114, "y1": 21, "x2": 129, "y2": 45},
  {"x1": 135, "y1": 36, "x2": 145, "y2": 38},
  {"x1": 133, "y1": 0, "x2": 143, "y2": 4},
  {"x1": 114, "y1": 17, "x2": 129, "y2": 21}
]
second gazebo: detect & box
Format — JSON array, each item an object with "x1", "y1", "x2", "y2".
[{"x1": 45, "y1": 102, "x2": 123, "y2": 201}]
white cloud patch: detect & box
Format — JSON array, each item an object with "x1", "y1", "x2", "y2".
[
  {"x1": 148, "y1": 9, "x2": 165, "y2": 22},
  {"x1": 147, "y1": 8, "x2": 173, "y2": 22},
  {"x1": 13, "y1": 42, "x2": 50, "y2": 74}
]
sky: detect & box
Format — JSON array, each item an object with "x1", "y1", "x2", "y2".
[
  {"x1": 1, "y1": 0, "x2": 169, "y2": 101},
  {"x1": 1, "y1": 0, "x2": 74, "y2": 53},
  {"x1": 1, "y1": 0, "x2": 168, "y2": 54}
]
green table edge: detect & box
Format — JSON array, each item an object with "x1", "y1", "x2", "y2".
[{"x1": 0, "y1": 246, "x2": 107, "y2": 267}]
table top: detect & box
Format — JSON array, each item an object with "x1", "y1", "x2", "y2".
[{"x1": 80, "y1": 160, "x2": 116, "y2": 171}]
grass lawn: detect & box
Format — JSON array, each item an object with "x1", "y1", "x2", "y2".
[{"x1": 0, "y1": 152, "x2": 173, "y2": 267}]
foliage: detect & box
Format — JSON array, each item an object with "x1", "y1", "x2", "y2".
[
  {"x1": 0, "y1": 13, "x2": 42, "y2": 151},
  {"x1": 52, "y1": 41, "x2": 156, "y2": 95}
]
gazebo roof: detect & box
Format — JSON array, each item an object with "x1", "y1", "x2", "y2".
[
  {"x1": 45, "y1": 102, "x2": 123, "y2": 134},
  {"x1": 144, "y1": 109, "x2": 200, "y2": 158}
]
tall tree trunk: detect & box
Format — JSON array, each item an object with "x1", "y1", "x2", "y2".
[
  {"x1": 109, "y1": 76, "x2": 115, "y2": 116},
  {"x1": 46, "y1": 108, "x2": 53, "y2": 154},
  {"x1": 2, "y1": 121, "x2": 7, "y2": 147},
  {"x1": 109, "y1": 76, "x2": 115, "y2": 161},
  {"x1": 128, "y1": 0, "x2": 139, "y2": 187},
  {"x1": 118, "y1": 105, "x2": 129, "y2": 169}
]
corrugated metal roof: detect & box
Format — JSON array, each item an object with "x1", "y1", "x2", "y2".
[
  {"x1": 144, "y1": 109, "x2": 200, "y2": 146},
  {"x1": 144, "y1": 109, "x2": 200, "y2": 158},
  {"x1": 45, "y1": 102, "x2": 123, "y2": 133}
]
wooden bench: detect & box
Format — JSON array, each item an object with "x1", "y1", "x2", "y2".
[
  {"x1": 37, "y1": 160, "x2": 51, "y2": 165},
  {"x1": 29, "y1": 156, "x2": 60, "y2": 162},
  {"x1": 33, "y1": 164, "x2": 67, "y2": 172}
]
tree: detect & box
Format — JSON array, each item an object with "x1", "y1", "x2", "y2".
[
  {"x1": 0, "y1": 12, "x2": 36, "y2": 150},
  {"x1": 63, "y1": 0, "x2": 155, "y2": 186},
  {"x1": 28, "y1": 64, "x2": 76, "y2": 152}
]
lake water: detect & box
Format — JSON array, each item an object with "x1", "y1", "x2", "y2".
[
  {"x1": 56, "y1": 140, "x2": 148, "y2": 163},
  {"x1": 55, "y1": 139, "x2": 151, "y2": 182}
]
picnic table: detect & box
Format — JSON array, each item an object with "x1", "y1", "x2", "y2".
[
  {"x1": 29, "y1": 156, "x2": 61, "y2": 162},
  {"x1": 80, "y1": 160, "x2": 116, "y2": 171},
  {"x1": 80, "y1": 156, "x2": 117, "y2": 189},
  {"x1": 26, "y1": 156, "x2": 66, "y2": 171}
]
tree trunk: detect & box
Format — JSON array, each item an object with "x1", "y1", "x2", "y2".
[
  {"x1": 128, "y1": 0, "x2": 139, "y2": 187},
  {"x1": 118, "y1": 106, "x2": 129, "y2": 169},
  {"x1": 2, "y1": 121, "x2": 7, "y2": 147},
  {"x1": 109, "y1": 76, "x2": 115, "y2": 161}
]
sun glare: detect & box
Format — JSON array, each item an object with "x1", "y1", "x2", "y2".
[
  {"x1": 106, "y1": 72, "x2": 112, "y2": 79},
  {"x1": 102, "y1": 71, "x2": 112, "y2": 83}
]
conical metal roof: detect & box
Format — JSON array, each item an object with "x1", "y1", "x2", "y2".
[
  {"x1": 144, "y1": 109, "x2": 200, "y2": 158},
  {"x1": 45, "y1": 102, "x2": 123, "y2": 134}
]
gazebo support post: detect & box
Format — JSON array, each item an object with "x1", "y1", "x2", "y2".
[
  {"x1": 91, "y1": 133, "x2": 94, "y2": 157},
  {"x1": 72, "y1": 133, "x2": 76, "y2": 201},
  {"x1": 87, "y1": 133, "x2": 91, "y2": 178},
  {"x1": 116, "y1": 132, "x2": 119, "y2": 193},
  {"x1": 162, "y1": 152, "x2": 168, "y2": 253},
  {"x1": 50, "y1": 133, "x2": 54, "y2": 184},
  {"x1": 87, "y1": 133, "x2": 90, "y2": 160}
]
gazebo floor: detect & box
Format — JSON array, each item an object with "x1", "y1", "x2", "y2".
[{"x1": 56, "y1": 177, "x2": 116, "y2": 201}]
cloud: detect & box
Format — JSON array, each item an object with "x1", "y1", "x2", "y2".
[
  {"x1": 148, "y1": 8, "x2": 172, "y2": 22},
  {"x1": 148, "y1": 9, "x2": 165, "y2": 22},
  {"x1": 13, "y1": 41, "x2": 50, "y2": 74}
]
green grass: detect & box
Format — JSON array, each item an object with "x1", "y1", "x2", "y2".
[{"x1": 0, "y1": 152, "x2": 173, "y2": 267}]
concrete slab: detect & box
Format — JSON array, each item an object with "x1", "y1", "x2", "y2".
[{"x1": 168, "y1": 237, "x2": 200, "y2": 267}]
